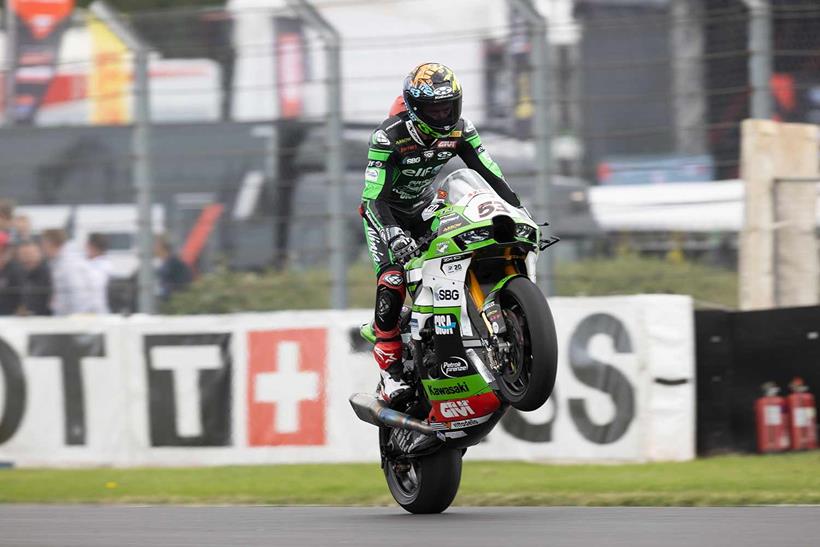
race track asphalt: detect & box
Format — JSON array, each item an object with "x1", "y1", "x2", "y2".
[{"x1": 2, "y1": 506, "x2": 819, "y2": 547}]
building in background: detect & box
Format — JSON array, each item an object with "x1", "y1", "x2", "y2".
[{"x1": 0, "y1": 0, "x2": 817, "y2": 281}]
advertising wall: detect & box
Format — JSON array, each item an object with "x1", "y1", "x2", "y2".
[{"x1": 0, "y1": 295, "x2": 694, "y2": 467}]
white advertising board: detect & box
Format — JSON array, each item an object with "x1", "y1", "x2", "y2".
[{"x1": 0, "y1": 296, "x2": 694, "y2": 467}]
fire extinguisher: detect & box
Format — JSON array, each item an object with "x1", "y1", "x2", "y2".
[
  {"x1": 786, "y1": 377, "x2": 818, "y2": 451},
  {"x1": 755, "y1": 382, "x2": 791, "y2": 453}
]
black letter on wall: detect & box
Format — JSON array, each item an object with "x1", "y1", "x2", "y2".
[
  {"x1": 568, "y1": 313, "x2": 636, "y2": 444},
  {"x1": 501, "y1": 390, "x2": 558, "y2": 443},
  {"x1": 28, "y1": 333, "x2": 106, "y2": 446},
  {"x1": 0, "y1": 338, "x2": 25, "y2": 445},
  {"x1": 145, "y1": 334, "x2": 232, "y2": 447}
]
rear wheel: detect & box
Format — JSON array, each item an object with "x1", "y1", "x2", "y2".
[
  {"x1": 384, "y1": 448, "x2": 462, "y2": 514},
  {"x1": 496, "y1": 276, "x2": 557, "y2": 411}
]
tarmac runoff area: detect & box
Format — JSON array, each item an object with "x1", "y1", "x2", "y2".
[{"x1": 1, "y1": 506, "x2": 820, "y2": 547}]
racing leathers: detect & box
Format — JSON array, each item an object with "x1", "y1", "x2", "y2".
[{"x1": 360, "y1": 111, "x2": 520, "y2": 403}]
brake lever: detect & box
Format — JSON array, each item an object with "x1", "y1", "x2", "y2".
[{"x1": 539, "y1": 235, "x2": 560, "y2": 251}]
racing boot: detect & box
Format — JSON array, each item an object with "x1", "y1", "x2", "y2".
[
  {"x1": 374, "y1": 335, "x2": 412, "y2": 408},
  {"x1": 372, "y1": 265, "x2": 411, "y2": 408}
]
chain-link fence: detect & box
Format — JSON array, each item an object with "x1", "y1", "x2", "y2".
[{"x1": 0, "y1": 0, "x2": 818, "y2": 314}]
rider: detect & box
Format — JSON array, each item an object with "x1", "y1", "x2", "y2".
[{"x1": 360, "y1": 62, "x2": 522, "y2": 406}]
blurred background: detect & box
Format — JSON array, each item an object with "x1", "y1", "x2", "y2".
[{"x1": 0, "y1": 0, "x2": 818, "y2": 315}]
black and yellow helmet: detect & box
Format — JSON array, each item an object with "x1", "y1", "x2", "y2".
[{"x1": 402, "y1": 63, "x2": 462, "y2": 138}]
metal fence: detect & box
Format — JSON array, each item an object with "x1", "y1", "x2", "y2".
[{"x1": 0, "y1": 0, "x2": 818, "y2": 314}]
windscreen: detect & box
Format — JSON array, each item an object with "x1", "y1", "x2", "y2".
[{"x1": 435, "y1": 168, "x2": 498, "y2": 206}]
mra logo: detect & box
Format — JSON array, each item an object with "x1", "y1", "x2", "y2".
[{"x1": 434, "y1": 315, "x2": 456, "y2": 335}]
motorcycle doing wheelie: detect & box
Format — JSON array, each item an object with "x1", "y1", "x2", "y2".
[{"x1": 350, "y1": 168, "x2": 559, "y2": 514}]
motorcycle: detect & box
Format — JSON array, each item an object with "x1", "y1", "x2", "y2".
[{"x1": 350, "y1": 168, "x2": 559, "y2": 514}]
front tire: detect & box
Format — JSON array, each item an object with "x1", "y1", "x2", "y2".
[
  {"x1": 496, "y1": 276, "x2": 558, "y2": 411},
  {"x1": 384, "y1": 448, "x2": 462, "y2": 514}
]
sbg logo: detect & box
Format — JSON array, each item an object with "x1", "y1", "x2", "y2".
[
  {"x1": 436, "y1": 288, "x2": 459, "y2": 301},
  {"x1": 434, "y1": 315, "x2": 456, "y2": 335}
]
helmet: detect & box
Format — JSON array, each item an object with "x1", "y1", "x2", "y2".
[{"x1": 402, "y1": 63, "x2": 462, "y2": 138}]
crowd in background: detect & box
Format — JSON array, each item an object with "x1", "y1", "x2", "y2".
[{"x1": 0, "y1": 199, "x2": 193, "y2": 316}]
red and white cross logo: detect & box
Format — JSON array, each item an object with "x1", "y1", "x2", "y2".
[{"x1": 247, "y1": 329, "x2": 327, "y2": 446}]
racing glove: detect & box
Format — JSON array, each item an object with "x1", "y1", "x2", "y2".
[{"x1": 385, "y1": 226, "x2": 420, "y2": 265}]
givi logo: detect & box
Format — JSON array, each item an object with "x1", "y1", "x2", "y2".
[{"x1": 247, "y1": 329, "x2": 327, "y2": 446}]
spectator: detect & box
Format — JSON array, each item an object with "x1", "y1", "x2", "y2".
[
  {"x1": 86, "y1": 233, "x2": 112, "y2": 314},
  {"x1": 0, "y1": 232, "x2": 24, "y2": 315},
  {"x1": 154, "y1": 234, "x2": 193, "y2": 301},
  {"x1": 16, "y1": 240, "x2": 52, "y2": 315},
  {"x1": 12, "y1": 214, "x2": 32, "y2": 244},
  {"x1": 0, "y1": 199, "x2": 16, "y2": 240},
  {"x1": 41, "y1": 228, "x2": 95, "y2": 315}
]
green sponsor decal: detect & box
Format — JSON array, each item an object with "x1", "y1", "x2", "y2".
[
  {"x1": 422, "y1": 374, "x2": 489, "y2": 401},
  {"x1": 362, "y1": 167, "x2": 387, "y2": 199},
  {"x1": 427, "y1": 239, "x2": 458, "y2": 256},
  {"x1": 367, "y1": 149, "x2": 390, "y2": 161}
]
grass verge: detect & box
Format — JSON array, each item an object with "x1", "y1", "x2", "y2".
[{"x1": 0, "y1": 452, "x2": 818, "y2": 506}]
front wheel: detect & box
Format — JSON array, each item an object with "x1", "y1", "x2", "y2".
[
  {"x1": 384, "y1": 448, "x2": 462, "y2": 514},
  {"x1": 496, "y1": 276, "x2": 558, "y2": 411}
]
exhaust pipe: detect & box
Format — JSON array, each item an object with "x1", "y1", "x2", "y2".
[{"x1": 349, "y1": 392, "x2": 437, "y2": 436}]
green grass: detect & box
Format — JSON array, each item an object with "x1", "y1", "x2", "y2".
[
  {"x1": 1, "y1": 452, "x2": 818, "y2": 506},
  {"x1": 162, "y1": 254, "x2": 740, "y2": 315}
]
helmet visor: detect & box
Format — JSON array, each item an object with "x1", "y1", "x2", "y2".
[{"x1": 417, "y1": 98, "x2": 460, "y2": 131}]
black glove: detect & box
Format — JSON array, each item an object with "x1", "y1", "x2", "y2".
[{"x1": 388, "y1": 231, "x2": 420, "y2": 265}]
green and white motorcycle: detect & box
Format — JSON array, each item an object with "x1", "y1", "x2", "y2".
[{"x1": 350, "y1": 168, "x2": 558, "y2": 514}]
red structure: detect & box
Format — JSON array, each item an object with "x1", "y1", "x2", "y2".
[
  {"x1": 388, "y1": 95, "x2": 406, "y2": 117},
  {"x1": 786, "y1": 378, "x2": 818, "y2": 451},
  {"x1": 754, "y1": 383, "x2": 791, "y2": 453}
]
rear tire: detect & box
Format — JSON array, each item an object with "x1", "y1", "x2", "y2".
[
  {"x1": 384, "y1": 448, "x2": 462, "y2": 514},
  {"x1": 496, "y1": 276, "x2": 558, "y2": 411}
]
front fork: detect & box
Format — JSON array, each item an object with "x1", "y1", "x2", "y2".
[{"x1": 467, "y1": 270, "x2": 509, "y2": 374}]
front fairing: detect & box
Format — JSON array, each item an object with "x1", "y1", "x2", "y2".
[{"x1": 402, "y1": 169, "x2": 543, "y2": 446}]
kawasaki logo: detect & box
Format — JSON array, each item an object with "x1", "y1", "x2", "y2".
[
  {"x1": 440, "y1": 400, "x2": 475, "y2": 418},
  {"x1": 427, "y1": 382, "x2": 469, "y2": 397}
]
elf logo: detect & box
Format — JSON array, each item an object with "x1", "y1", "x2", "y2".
[
  {"x1": 401, "y1": 165, "x2": 443, "y2": 178},
  {"x1": 440, "y1": 400, "x2": 475, "y2": 418}
]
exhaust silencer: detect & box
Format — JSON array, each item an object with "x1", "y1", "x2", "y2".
[{"x1": 349, "y1": 392, "x2": 436, "y2": 436}]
